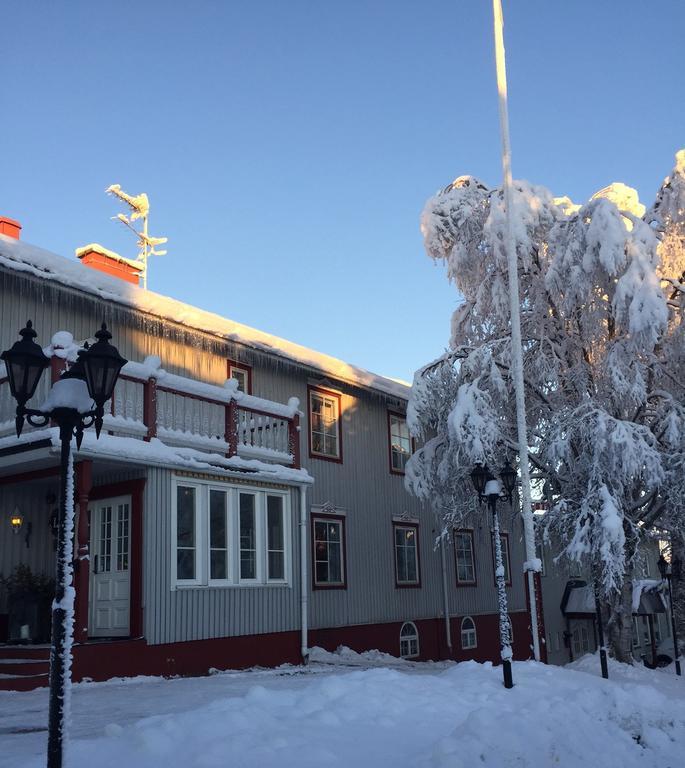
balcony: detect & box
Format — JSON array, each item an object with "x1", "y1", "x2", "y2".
[{"x1": 0, "y1": 352, "x2": 302, "y2": 471}]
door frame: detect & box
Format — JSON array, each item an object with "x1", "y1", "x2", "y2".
[
  {"x1": 89, "y1": 495, "x2": 133, "y2": 637},
  {"x1": 88, "y1": 479, "x2": 146, "y2": 639}
]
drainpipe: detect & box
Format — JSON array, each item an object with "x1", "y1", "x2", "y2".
[
  {"x1": 300, "y1": 484, "x2": 309, "y2": 663},
  {"x1": 440, "y1": 536, "x2": 453, "y2": 656}
]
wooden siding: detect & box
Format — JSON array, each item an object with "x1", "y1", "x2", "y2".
[
  {"x1": 142, "y1": 468, "x2": 303, "y2": 645},
  {"x1": 1, "y1": 265, "x2": 530, "y2": 646}
]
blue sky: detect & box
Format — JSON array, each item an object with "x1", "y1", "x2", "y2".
[{"x1": 2, "y1": 1, "x2": 683, "y2": 382}]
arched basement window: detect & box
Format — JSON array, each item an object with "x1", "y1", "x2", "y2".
[
  {"x1": 400, "y1": 621, "x2": 419, "y2": 658},
  {"x1": 461, "y1": 616, "x2": 477, "y2": 649}
]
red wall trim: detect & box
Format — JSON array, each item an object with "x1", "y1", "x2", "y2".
[
  {"x1": 90, "y1": 478, "x2": 146, "y2": 639},
  {"x1": 65, "y1": 612, "x2": 533, "y2": 686},
  {"x1": 392, "y1": 522, "x2": 421, "y2": 588},
  {"x1": 311, "y1": 512, "x2": 347, "y2": 590},
  {"x1": 453, "y1": 528, "x2": 478, "y2": 587},
  {"x1": 143, "y1": 377, "x2": 158, "y2": 440},
  {"x1": 307, "y1": 384, "x2": 343, "y2": 464}
]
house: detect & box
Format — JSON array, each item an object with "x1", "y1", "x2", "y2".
[
  {"x1": 539, "y1": 535, "x2": 675, "y2": 667},
  {"x1": 0, "y1": 217, "x2": 535, "y2": 690}
]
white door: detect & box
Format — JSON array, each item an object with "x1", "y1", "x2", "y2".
[{"x1": 89, "y1": 497, "x2": 131, "y2": 637}]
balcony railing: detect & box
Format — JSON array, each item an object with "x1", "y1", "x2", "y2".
[{"x1": 0, "y1": 355, "x2": 301, "y2": 469}]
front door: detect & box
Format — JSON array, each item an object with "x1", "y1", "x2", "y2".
[{"x1": 89, "y1": 496, "x2": 131, "y2": 637}]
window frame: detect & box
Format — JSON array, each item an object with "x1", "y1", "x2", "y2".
[
  {"x1": 460, "y1": 616, "x2": 478, "y2": 650},
  {"x1": 173, "y1": 483, "x2": 203, "y2": 586},
  {"x1": 491, "y1": 531, "x2": 512, "y2": 587},
  {"x1": 308, "y1": 385, "x2": 343, "y2": 463},
  {"x1": 311, "y1": 512, "x2": 347, "y2": 590},
  {"x1": 387, "y1": 410, "x2": 413, "y2": 475},
  {"x1": 454, "y1": 528, "x2": 477, "y2": 586},
  {"x1": 399, "y1": 621, "x2": 420, "y2": 659},
  {"x1": 171, "y1": 478, "x2": 291, "y2": 589},
  {"x1": 393, "y1": 522, "x2": 421, "y2": 588},
  {"x1": 227, "y1": 359, "x2": 253, "y2": 395}
]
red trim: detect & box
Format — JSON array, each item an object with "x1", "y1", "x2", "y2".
[
  {"x1": 1, "y1": 612, "x2": 533, "y2": 688},
  {"x1": 225, "y1": 400, "x2": 238, "y2": 457},
  {"x1": 307, "y1": 385, "x2": 343, "y2": 464},
  {"x1": 143, "y1": 377, "x2": 158, "y2": 440},
  {"x1": 289, "y1": 412, "x2": 301, "y2": 469},
  {"x1": 311, "y1": 512, "x2": 347, "y2": 590},
  {"x1": 74, "y1": 461, "x2": 93, "y2": 643},
  {"x1": 525, "y1": 569, "x2": 548, "y2": 663},
  {"x1": 392, "y1": 522, "x2": 421, "y2": 588},
  {"x1": 90, "y1": 479, "x2": 146, "y2": 639},
  {"x1": 387, "y1": 410, "x2": 412, "y2": 476},
  {"x1": 227, "y1": 359, "x2": 253, "y2": 395},
  {"x1": 491, "y1": 531, "x2": 512, "y2": 587},
  {"x1": 0, "y1": 464, "x2": 62, "y2": 486},
  {"x1": 454, "y1": 528, "x2": 478, "y2": 586}
]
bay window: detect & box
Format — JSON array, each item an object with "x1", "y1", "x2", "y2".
[{"x1": 173, "y1": 480, "x2": 290, "y2": 587}]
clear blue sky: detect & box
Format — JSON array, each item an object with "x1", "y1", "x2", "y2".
[{"x1": 2, "y1": 1, "x2": 683, "y2": 382}]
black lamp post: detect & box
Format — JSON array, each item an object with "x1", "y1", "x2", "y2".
[
  {"x1": 1, "y1": 321, "x2": 126, "y2": 768},
  {"x1": 658, "y1": 554, "x2": 682, "y2": 677},
  {"x1": 470, "y1": 461, "x2": 515, "y2": 689}
]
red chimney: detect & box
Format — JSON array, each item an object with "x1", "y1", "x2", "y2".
[
  {"x1": 75, "y1": 244, "x2": 143, "y2": 286},
  {"x1": 0, "y1": 217, "x2": 22, "y2": 239}
]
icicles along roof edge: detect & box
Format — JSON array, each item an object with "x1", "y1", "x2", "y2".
[{"x1": 0, "y1": 233, "x2": 410, "y2": 400}]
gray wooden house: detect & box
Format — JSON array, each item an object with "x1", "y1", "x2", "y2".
[{"x1": 0, "y1": 219, "x2": 533, "y2": 689}]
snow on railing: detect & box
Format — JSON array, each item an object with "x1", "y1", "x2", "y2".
[{"x1": 0, "y1": 354, "x2": 302, "y2": 468}]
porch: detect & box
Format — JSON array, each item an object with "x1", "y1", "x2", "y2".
[{"x1": 0, "y1": 346, "x2": 311, "y2": 690}]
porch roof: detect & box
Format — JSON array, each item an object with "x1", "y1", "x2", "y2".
[
  {"x1": 561, "y1": 580, "x2": 666, "y2": 618},
  {"x1": 0, "y1": 428, "x2": 313, "y2": 487}
]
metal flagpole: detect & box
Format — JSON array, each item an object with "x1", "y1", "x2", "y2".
[{"x1": 491, "y1": 0, "x2": 542, "y2": 662}]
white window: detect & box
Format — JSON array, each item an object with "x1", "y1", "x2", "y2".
[
  {"x1": 172, "y1": 480, "x2": 289, "y2": 587},
  {"x1": 394, "y1": 524, "x2": 419, "y2": 585},
  {"x1": 228, "y1": 362, "x2": 252, "y2": 394},
  {"x1": 400, "y1": 621, "x2": 419, "y2": 658},
  {"x1": 454, "y1": 530, "x2": 476, "y2": 584},
  {"x1": 572, "y1": 624, "x2": 591, "y2": 656},
  {"x1": 309, "y1": 387, "x2": 341, "y2": 460},
  {"x1": 176, "y1": 486, "x2": 199, "y2": 584},
  {"x1": 461, "y1": 616, "x2": 477, "y2": 649},
  {"x1": 388, "y1": 413, "x2": 412, "y2": 473},
  {"x1": 313, "y1": 516, "x2": 345, "y2": 586}
]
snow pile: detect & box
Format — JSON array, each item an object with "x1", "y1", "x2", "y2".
[
  {"x1": 2, "y1": 660, "x2": 683, "y2": 768},
  {"x1": 307, "y1": 645, "x2": 409, "y2": 666}
]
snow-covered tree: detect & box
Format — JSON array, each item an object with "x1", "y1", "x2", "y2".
[{"x1": 406, "y1": 152, "x2": 685, "y2": 662}]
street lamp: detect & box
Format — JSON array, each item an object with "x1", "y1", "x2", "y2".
[
  {"x1": 657, "y1": 554, "x2": 682, "y2": 677},
  {"x1": 470, "y1": 461, "x2": 515, "y2": 689},
  {"x1": 1, "y1": 320, "x2": 126, "y2": 768}
]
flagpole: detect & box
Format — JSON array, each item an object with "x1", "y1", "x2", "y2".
[{"x1": 492, "y1": 0, "x2": 542, "y2": 662}]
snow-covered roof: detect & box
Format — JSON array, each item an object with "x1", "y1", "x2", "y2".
[{"x1": 0, "y1": 234, "x2": 411, "y2": 400}]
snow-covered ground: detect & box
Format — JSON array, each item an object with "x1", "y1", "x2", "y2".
[{"x1": 1, "y1": 649, "x2": 683, "y2": 768}]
